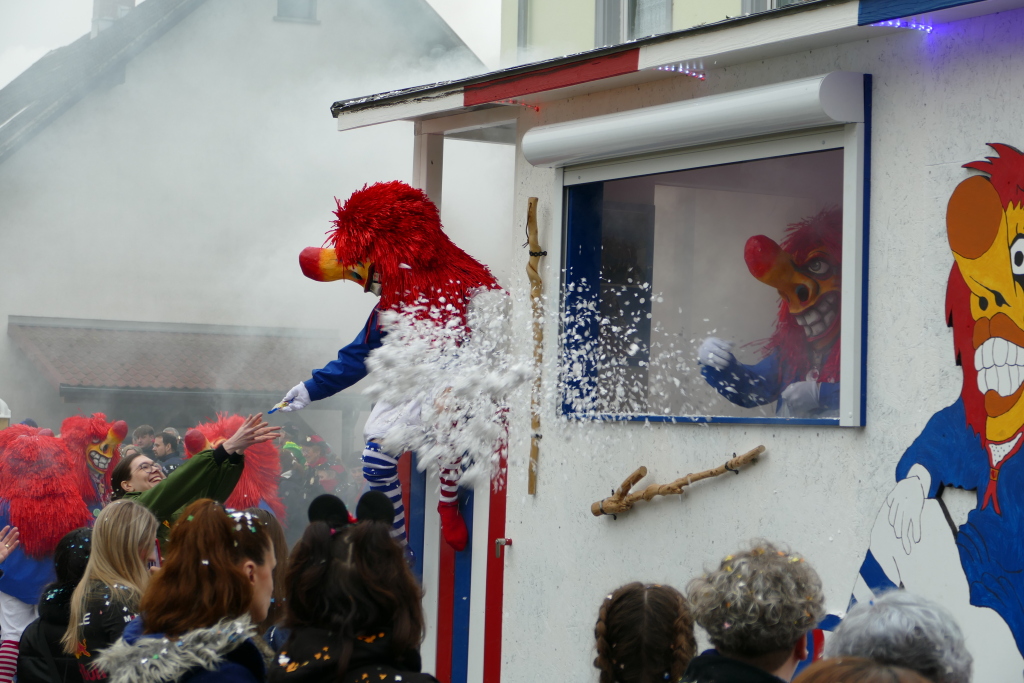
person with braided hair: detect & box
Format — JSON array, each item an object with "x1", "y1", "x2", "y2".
[
  {"x1": 593, "y1": 582, "x2": 696, "y2": 683},
  {"x1": 683, "y1": 540, "x2": 825, "y2": 683}
]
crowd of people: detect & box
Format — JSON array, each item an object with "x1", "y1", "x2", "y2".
[
  {"x1": 0, "y1": 416, "x2": 979, "y2": 683},
  {"x1": 595, "y1": 540, "x2": 972, "y2": 683}
]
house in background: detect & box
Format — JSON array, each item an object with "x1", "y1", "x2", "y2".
[
  {"x1": 500, "y1": 0, "x2": 816, "y2": 64},
  {"x1": 0, "y1": 0, "x2": 504, "y2": 460}
]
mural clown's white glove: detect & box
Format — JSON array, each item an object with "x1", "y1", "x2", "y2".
[
  {"x1": 886, "y1": 463, "x2": 930, "y2": 555},
  {"x1": 698, "y1": 337, "x2": 734, "y2": 370},
  {"x1": 780, "y1": 380, "x2": 821, "y2": 415},
  {"x1": 279, "y1": 383, "x2": 311, "y2": 412}
]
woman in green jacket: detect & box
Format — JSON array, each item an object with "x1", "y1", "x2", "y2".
[{"x1": 110, "y1": 414, "x2": 281, "y2": 542}]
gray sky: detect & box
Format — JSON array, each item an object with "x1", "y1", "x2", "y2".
[{"x1": 0, "y1": 0, "x2": 500, "y2": 89}]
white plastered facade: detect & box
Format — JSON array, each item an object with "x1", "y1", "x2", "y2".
[{"x1": 386, "y1": 5, "x2": 1024, "y2": 681}]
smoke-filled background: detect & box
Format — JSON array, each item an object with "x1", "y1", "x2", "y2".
[{"x1": 0, "y1": 0, "x2": 515, "y2": 479}]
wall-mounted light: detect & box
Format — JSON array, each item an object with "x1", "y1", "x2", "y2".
[
  {"x1": 654, "y1": 64, "x2": 706, "y2": 80},
  {"x1": 872, "y1": 19, "x2": 934, "y2": 33}
]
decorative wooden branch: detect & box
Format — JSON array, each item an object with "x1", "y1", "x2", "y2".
[
  {"x1": 524, "y1": 197, "x2": 544, "y2": 495},
  {"x1": 591, "y1": 446, "x2": 766, "y2": 517}
]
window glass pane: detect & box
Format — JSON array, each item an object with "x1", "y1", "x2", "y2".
[
  {"x1": 630, "y1": 0, "x2": 672, "y2": 39},
  {"x1": 277, "y1": 0, "x2": 316, "y2": 21},
  {"x1": 563, "y1": 149, "x2": 845, "y2": 421}
]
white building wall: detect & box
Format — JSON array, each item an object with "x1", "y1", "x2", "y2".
[{"x1": 498, "y1": 9, "x2": 1024, "y2": 682}]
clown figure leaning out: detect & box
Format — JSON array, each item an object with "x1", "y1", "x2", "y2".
[{"x1": 279, "y1": 181, "x2": 504, "y2": 552}]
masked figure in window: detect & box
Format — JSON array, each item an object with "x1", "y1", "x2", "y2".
[
  {"x1": 698, "y1": 208, "x2": 842, "y2": 418},
  {"x1": 278, "y1": 181, "x2": 501, "y2": 552}
]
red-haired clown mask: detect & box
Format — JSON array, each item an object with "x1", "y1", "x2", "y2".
[{"x1": 744, "y1": 233, "x2": 841, "y2": 350}]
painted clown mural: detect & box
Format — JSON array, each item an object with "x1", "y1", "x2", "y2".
[
  {"x1": 851, "y1": 144, "x2": 1024, "y2": 677},
  {"x1": 698, "y1": 209, "x2": 842, "y2": 418}
]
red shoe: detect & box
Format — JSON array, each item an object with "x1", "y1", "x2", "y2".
[{"x1": 438, "y1": 501, "x2": 468, "y2": 551}]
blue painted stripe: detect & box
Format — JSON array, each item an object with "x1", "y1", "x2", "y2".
[
  {"x1": 858, "y1": 0, "x2": 984, "y2": 25},
  {"x1": 563, "y1": 413, "x2": 840, "y2": 425},
  {"x1": 450, "y1": 488, "x2": 474, "y2": 683},
  {"x1": 819, "y1": 614, "x2": 843, "y2": 631},
  {"x1": 860, "y1": 74, "x2": 872, "y2": 427},
  {"x1": 409, "y1": 460, "x2": 426, "y2": 584},
  {"x1": 859, "y1": 550, "x2": 898, "y2": 593}
]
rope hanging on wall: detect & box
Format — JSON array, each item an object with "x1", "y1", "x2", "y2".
[
  {"x1": 524, "y1": 197, "x2": 544, "y2": 495},
  {"x1": 590, "y1": 445, "x2": 765, "y2": 517}
]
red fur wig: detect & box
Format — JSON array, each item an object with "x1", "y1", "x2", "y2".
[
  {"x1": 761, "y1": 208, "x2": 843, "y2": 383},
  {"x1": 328, "y1": 181, "x2": 500, "y2": 327},
  {"x1": 0, "y1": 414, "x2": 126, "y2": 559},
  {"x1": 183, "y1": 414, "x2": 284, "y2": 520}
]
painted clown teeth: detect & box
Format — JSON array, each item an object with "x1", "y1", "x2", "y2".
[
  {"x1": 794, "y1": 293, "x2": 838, "y2": 338},
  {"x1": 89, "y1": 451, "x2": 110, "y2": 471},
  {"x1": 975, "y1": 337, "x2": 1024, "y2": 397}
]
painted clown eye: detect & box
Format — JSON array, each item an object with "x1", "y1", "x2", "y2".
[
  {"x1": 1011, "y1": 236, "x2": 1024, "y2": 275},
  {"x1": 804, "y1": 258, "x2": 831, "y2": 277}
]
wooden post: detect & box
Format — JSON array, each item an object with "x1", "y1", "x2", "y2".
[{"x1": 525, "y1": 197, "x2": 543, "y2": 495}]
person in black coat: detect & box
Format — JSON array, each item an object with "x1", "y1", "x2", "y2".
[
  {"x1": 17, "y1": 528, "x2": 91, "y2": 683},
  {"x1": 683, "y1": 540, "x2": 826, "y2": 683},
  {"x1": 269, "y1": 498, "x2": 438, "y2": 683}
]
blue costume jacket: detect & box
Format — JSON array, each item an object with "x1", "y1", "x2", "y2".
[
  {"x1": 0, "y1": 513, "x2": 55, "y2": 604},
  {"x1": 303, "y1": 308, "x2": 383, "y2": 401},
  {"x1": 701, "y1": 350, "x2": 840, "y2": 414},
  {"x1": 896, "y1": 398, "x2": 1024, "y2": 651}
]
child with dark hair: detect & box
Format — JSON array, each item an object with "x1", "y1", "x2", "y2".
[
  {"x1": 94, "y1": 499, "x2": 276, "y2": 683},
  {"x1": 17, "y1": 528, "x2": 91, "y2": 683},
  {"x1": 269, "y1": 519, "x2": 436, "y2": 683},
  {"x1": 594, "y1": 582, "x2": 697, "y2": 683}
]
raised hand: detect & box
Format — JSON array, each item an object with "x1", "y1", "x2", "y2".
[
  {"x1": 698, "y1": 337, "x2": 734, "y2": 370},
  {"x1": 0, "y1": 526, "x2": 20, "y2": 564},
  {"x1": 222, "y1": 414, "x2": 283, "y2": 455}
]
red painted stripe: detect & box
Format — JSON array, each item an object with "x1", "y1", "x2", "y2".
[
  {"x1": 398, "y1": 451, "x2": 411, "y2": 536},
  {"x1": 436, "y1": 528, "x2": 456, "y2": 683},
  {"x1": 463, "y1": 49, "x2": 640, "y2": 107},
  {"x1": 812, "y1": 629, "x2": 825, "y2": 661},
  {"x1": 483, "y1": 454, "x2": 508, "y2": 683}
]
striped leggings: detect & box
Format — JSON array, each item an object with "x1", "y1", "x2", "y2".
[
  {"x1": 362, "y1": 441, "x2": 464, "y2": 546},
  {"x1": 362, "y1": 441, "x2": 409, "y2": 544}
]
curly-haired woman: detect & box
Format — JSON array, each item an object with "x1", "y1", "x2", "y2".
[
  {"x1": 683, "y1": 540, "x2": 825, "y2": 683},
  {"x1": 593, "y1": 582, "x2": 696, "y2": 683}
]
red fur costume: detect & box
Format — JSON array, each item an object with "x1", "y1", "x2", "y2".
[
  {"x1": 328, "y1": 181, "x2": 501, "y2": 324},
  {"x1": 294, "y1": 181, "x2": 502, "y2": 550},
  {"x1": 760, "y1": 208, "x2": 843, "y2": 384},
  {"x1": 183, "y1": 414, "x2": 284, "y2": 519},
  {"x1": 0, "y1": 414, "x2": 126, "y2": 560}
]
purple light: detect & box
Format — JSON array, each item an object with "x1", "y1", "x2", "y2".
[
  {"x1": 871, "y1": 19, "x2": 934, "y2": 33},
  {"x1": 653, "y1": 64, "x2": 706, "y2": 80}
]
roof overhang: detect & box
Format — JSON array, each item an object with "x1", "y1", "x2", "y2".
[{"x1": 331, "y1": 0, "x2": 1024, "y2": 133}]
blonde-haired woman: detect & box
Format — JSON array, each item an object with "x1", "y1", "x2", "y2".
[{"x1": 61, "y1": 500, "x2": 159, "y2": 680}]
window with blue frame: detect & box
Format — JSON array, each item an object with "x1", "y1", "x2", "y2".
[{"x1": 562, "y1": 148, "x2": 847, "y2": 423}]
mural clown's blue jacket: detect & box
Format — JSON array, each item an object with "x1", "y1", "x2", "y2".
[{"x1": 897, "y1": 398, "x2": 1024, "y2": 651}]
